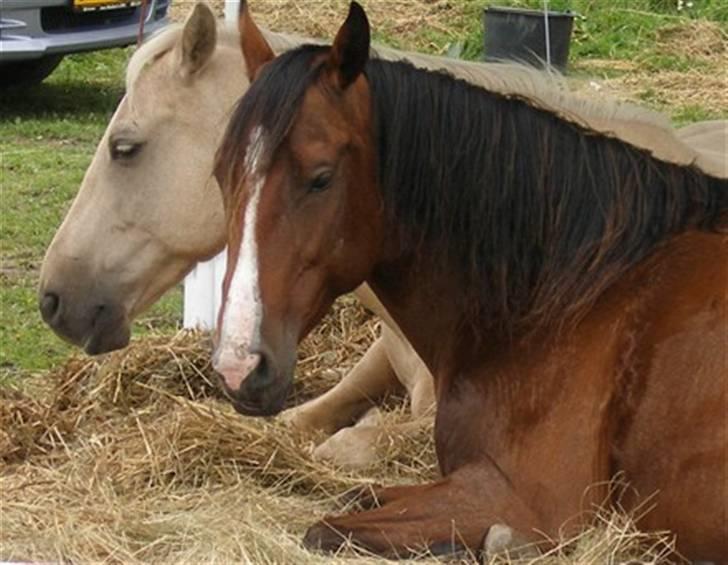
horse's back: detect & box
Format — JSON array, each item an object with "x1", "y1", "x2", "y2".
[
  {"x1": 677, "y1": 119, "x2": 728, "y2": 178},
  {"x1": 618, "y1": 231, "x2": 727, "y2": 559},
  {"x1": 677, "y1": 119, "x2": 727, "y2": 152}
]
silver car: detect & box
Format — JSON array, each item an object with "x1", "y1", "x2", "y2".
[{"x1": 0, "y1": 0, "x2": 170, "y2": 86}]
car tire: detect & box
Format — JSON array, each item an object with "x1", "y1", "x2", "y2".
[{"x1": 0, "y1": 55, "x2": 65, "y2": 88}]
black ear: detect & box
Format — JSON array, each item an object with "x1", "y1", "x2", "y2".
[
  {"x1": 239, "y1": 0, "x2": 274, "y2": 80},
  {"x1": 327, "y1": 1, "x2": 370, "y2": 89}
]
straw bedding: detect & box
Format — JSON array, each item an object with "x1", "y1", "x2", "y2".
[{"x1": 1, "y1": 296, "x2": 679, "y2": 563}]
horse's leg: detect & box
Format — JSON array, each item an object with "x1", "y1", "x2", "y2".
[
  {"x1": 311, "y1": 417, "x2": 431, "y2": 469},
  {"x1": 311, "y1": 361, "x2": 434, "y2": 469},
  {"x1": 306, "y1": 316, "x2": 625, "y2": 555},
  {"x1": 303, "y1": 461, "x2": 542, "y2": 557},
  {"x1": 409, "y1": 367, "x2": 435, "y2": 418},
  {"x1": 280, "y1": 335, "x2": 401, "y2": 434},
  {"x1": 286, "y1": 322, "x2": 435, "y2": 468}
]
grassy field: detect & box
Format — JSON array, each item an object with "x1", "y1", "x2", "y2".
[{"x1": 1, "y1": 0, "x2": 726, "y2": 380}]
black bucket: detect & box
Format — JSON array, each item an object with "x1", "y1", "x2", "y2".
[{"x1": 483, "y1": 6, "x2": 575, "y2": 71}]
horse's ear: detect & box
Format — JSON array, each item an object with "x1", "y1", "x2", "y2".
[
  {"x1": 327, "y1": 1, "x2": 370, "y2": 90},
  {"x1": 179, "y1": 2, "x2": 217, "y2": 77},
  {"x1": 239, "y1": 0, "x2": 274, "y2": 80}
]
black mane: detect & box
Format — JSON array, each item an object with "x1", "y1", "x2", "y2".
[
  {"x1": 217, "y1": 46, "x2": 728, "y2": 331},
  {"x1": 215, "y1": 45, "x2": 328, "y2": 205}
]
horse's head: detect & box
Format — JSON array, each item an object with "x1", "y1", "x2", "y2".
[
  {"x1": 38, "y1": 4, "x2": 243, "y2": 354},
  {"x1": 213, "y1": 1, "x2": 382, "y2": 415}
]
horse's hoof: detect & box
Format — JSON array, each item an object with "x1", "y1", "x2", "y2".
[
  {"x1": 427, "y1": 540, "x2": 469, "y2": 557},
  {"x1": 302, "y1": 520, "x2": 349, "y2": 553},
  {"x1": 482, "y1": 523, "x2": 540, "y2": 559}
]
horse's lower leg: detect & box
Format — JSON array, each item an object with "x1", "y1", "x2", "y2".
[
  {"x1": 409, "y1": 371, "x2": 435, "y2": 418},
  {"x1": 303, "y1": 461, "x2": 542, "y2": 557},
  {"x1": 341, "y1": 479, "x2": 443, "y2": 510},
  {"x1": 312, "y1": 417, "x2": 433, "y2": 468},
  {"x1": 280, "y1": 335, "x2": 400, "y2": 433}
]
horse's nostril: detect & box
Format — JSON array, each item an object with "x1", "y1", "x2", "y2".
[
  {"x1": 39, "y1": 292, "x2": 60, "y2": 322},
  {"x1": 91, "y1": 303, "x2": 110, "y2": 330},
  {"x1": 257, "y1": 353, "x2": 269, "y2": 379},
  {"x1": 247, "y1": 350, "x2": 271, "y2": 390}
]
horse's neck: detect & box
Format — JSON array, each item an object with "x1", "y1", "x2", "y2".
[
  {"x1": 368, "y1": 259, "x2": 484, "y2": 379},
  {"x1": 197, "y1": 42, "x2": 253, "y2": 136},
  {"x1": 210, "y1": 31, "x2": 307, "y2": 112}
]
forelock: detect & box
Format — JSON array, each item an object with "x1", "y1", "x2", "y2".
[
  {"x1": 215, "y1": 44, "x2": 329, "y2": 201},
  {"x1": 244, "y1": 126, "x2": 267, "y2": 178},
  {"x1": 126, "y1": 24, "x2": 182, "y2": 91}
]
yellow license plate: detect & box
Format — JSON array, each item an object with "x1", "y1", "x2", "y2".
[{"x1": 73, "y1": 0, "x2": 138, "y2": 10}]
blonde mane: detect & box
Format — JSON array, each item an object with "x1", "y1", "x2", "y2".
[
  {"x1": 127, "y1": 22, "x2": 721, "y2": 178},
  {"x1": 126, "y1": 23, "x2": 302, "y2": 90}
]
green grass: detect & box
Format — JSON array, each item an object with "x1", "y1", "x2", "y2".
[
  {"x1": 1, "y1": 2, "x2": 725, "y2": 378},
  {"x1": 480, "y1": 0, "x2": 726, "y2": 62},
  {"x1": 671, "y1": 104, "x2": 724, "y2": 125},
  {"x1": 1, "y1": 48, "x2": 181, "y2": 379},
  {"x1": 385, "y1": 0, "x2": 726, "y2": 71}
]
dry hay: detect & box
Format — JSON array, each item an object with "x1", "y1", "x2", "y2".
[
  {"x1": 572, "y1": 63, "x2": 728, "y2": 118},
  {"x1": 655, "y1": 20, "x2": 726, "y2": 63},
  {"x1": 0, "y1": 295, "x2": 377, "y2": 465},
  {"x1": 2, "y1": 297, "x2": 680, "y2": 563},
  {"x1": 605, "y1": 67, "x2": 727, "y2": 114}
]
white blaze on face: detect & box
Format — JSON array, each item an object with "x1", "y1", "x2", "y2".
[{"x1": 213, "y1": 127, "x2": 267, "y2": 391}]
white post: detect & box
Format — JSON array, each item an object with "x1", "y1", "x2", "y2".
[
  {"x1": 183, "y1": 252, "x2": 228, "y2": 330},
  {"x1": 224, "y1": 0, "x2": 240, "y2": 24},
  {"x1": 182, "y1": 1, "x2": 239, "y2": 330}
]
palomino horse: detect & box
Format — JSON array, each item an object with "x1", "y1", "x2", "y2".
[{"x1": 213, "y1": 1, "x2": 727, "y2": 560}]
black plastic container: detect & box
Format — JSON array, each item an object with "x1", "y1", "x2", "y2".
[{"x1": 484, "y1": 6, "x2": 575, "y2": 71}]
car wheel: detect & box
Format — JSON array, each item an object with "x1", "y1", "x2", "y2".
[{"x1": 0, "y1": 55, "x2": 65, "y2": 88}]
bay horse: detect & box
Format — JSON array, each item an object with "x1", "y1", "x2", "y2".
[{"x1": 213, "y1": 1, "x2": 728, "y2": 559}]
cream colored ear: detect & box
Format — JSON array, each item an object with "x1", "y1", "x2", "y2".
[{"x1": 179, "y1": 2, "x2": 217, "y2": 77}]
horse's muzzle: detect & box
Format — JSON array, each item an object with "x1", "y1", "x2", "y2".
[
  {"x1": 213, "y1": 343, "x2": 293, "y2": 416},
  {"x1": 39, "y1": 289, "x2": 130, "y2": 355}
]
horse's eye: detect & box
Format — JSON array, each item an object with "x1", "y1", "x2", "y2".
[
  {"x1": 308, "y1": 170, "x2": 333, "y2": 193},
  {"x1": 110, "y1": 140, "x2": 143, "y2": 161}
]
